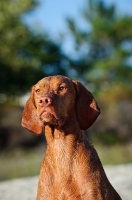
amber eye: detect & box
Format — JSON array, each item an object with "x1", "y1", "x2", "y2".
[
  {"x1": 36, "y1": 89, "x2": 40, "y2": 93},
  {"x1": 59, "y1": 86, "x2": 65, "y2": 91}
]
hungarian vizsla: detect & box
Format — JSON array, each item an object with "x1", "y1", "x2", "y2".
[{"x1": 21, "y1": 75, "x2": 122, "y2": 200}]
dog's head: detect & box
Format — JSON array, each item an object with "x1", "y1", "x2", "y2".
[{"x1": 21, "y1": 75, "x2": 100, "y2": 135}]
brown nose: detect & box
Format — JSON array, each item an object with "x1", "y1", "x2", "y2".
[{"x1": 38, "y1": 96, "x2": 52, "y2": 106}]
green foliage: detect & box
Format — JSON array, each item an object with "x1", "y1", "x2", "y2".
[
  {"x1": 67, "y1": 0, "x2": 132, "y2": 142},
  {"x1": 0, "y1": 0, "x2": 132, "y2": 145},
  {"x1": 0, "y1": 0, "x2": 67, "y2": 95},
  {"x1": 0, "y1": 0, "x2": 37, "y2": 70},
  {"x1": 67, "y1": 0, "x2": 132, "y2": 87}
]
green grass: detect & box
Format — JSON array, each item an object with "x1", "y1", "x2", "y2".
[
  {"x1": 0, "y1": 146, "x2": 46, "y2": 181},
  {"x1": 0, "y1": 143, "x2": 132, "y2": 181},
  {"x1": 94, "y1": 142, "x2": 132, "y2": 165}
]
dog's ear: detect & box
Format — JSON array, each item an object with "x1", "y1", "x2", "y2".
[
  {"x1": 73, "y1": 81, "x2": 100, "y2": 130},
  {"x1": 21, "y1": 88, "x2": 43, "y2": 135}
]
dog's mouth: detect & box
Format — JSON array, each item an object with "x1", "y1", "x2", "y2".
[{"x1": 39, "y1": 109, "x2": 65, "y2": 127}]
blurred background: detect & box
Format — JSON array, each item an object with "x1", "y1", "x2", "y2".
[{"x1": 0, "y1": 0, "x2": 132, "y2": 181}]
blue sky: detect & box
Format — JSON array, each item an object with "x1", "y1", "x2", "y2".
[{"x1": 25, "y1": 0, "x2": 132, "y2": 55}]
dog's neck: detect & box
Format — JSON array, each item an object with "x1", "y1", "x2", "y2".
[
  {"x1": 44, "y1": 115, "x2": 84, "y2": 155},
  {"x1": 44, "y1": 123, "x2": 84, "y2": 173},
  {"x1": 44, "y1": 121, "x2": 82, "y2": 144}
]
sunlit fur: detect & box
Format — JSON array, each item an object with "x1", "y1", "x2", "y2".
[{"x1": 22, "y1": 75, "x2": 122, "y2": 200}]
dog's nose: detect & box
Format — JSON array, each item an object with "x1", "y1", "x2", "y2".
[{"x1": 38, "y1": 96, "x2": 52, "y2": 106}]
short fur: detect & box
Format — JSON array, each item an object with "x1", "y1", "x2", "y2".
[{"x1": 22, "y1": 75, "x2": 121, "y2": 200}]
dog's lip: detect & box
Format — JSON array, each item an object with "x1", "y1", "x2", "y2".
[
  {"x1": 56, "y1": 118, "x2": 65, "y2": 126},
  {"x1": 40, "y1": 109, "x2": 65, "y2": 126},
  {"x1": 40, "y1": 109, "x2": 50, "y2": 116},
  {"x1": 39, "y1": 109, "x2": 52, "y2": 120}
]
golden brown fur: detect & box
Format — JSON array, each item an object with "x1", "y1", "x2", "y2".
[{"x1": 22, "y1": 75, "x2": 122, "y2": 200}]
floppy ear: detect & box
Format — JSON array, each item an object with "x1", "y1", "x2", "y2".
[
  {"x1": 21, "y1": 88, "x2": 43, "y2": 135},
  {"x1": 73, "y1": 81, "x2": 100, "y2": 130}
]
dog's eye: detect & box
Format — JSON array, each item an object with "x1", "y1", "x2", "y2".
[
  {"x1": 36, "y1": 89, "x2": 40, "y2": 93},
  {"x1": 59, "y1": 86, "x2": 65, "y2": 91}
]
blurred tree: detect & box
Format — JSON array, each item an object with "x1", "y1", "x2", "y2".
[
  {"x1": 0, "y1": 0, "x2": 67, "y2": 95},
  {"x1": 67, "y1": 0, "x2": 132, "y2": 89},
  {"x1": 67, "y1": 0, "x2": 132, "y2": 142}
]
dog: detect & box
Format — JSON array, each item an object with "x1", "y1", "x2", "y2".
[{"x1": 22, "y1": 75, "x2": 122, "y2": 200}]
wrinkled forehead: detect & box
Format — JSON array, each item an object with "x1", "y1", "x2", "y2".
[{"x1": 34, "y1": 75, "x2": 74, "y2": 90}]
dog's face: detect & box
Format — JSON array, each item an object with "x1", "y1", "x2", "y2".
[
  {"x1": 21, "y1": 75, "x2": 100, "y2": 135},
  {"x1": 33, "y1": 76, "x2": 76, "y2": 127}
]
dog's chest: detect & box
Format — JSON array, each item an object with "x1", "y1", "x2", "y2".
[{"x1": 40, "y1": 142, "x2": 93, "y2": 186}]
